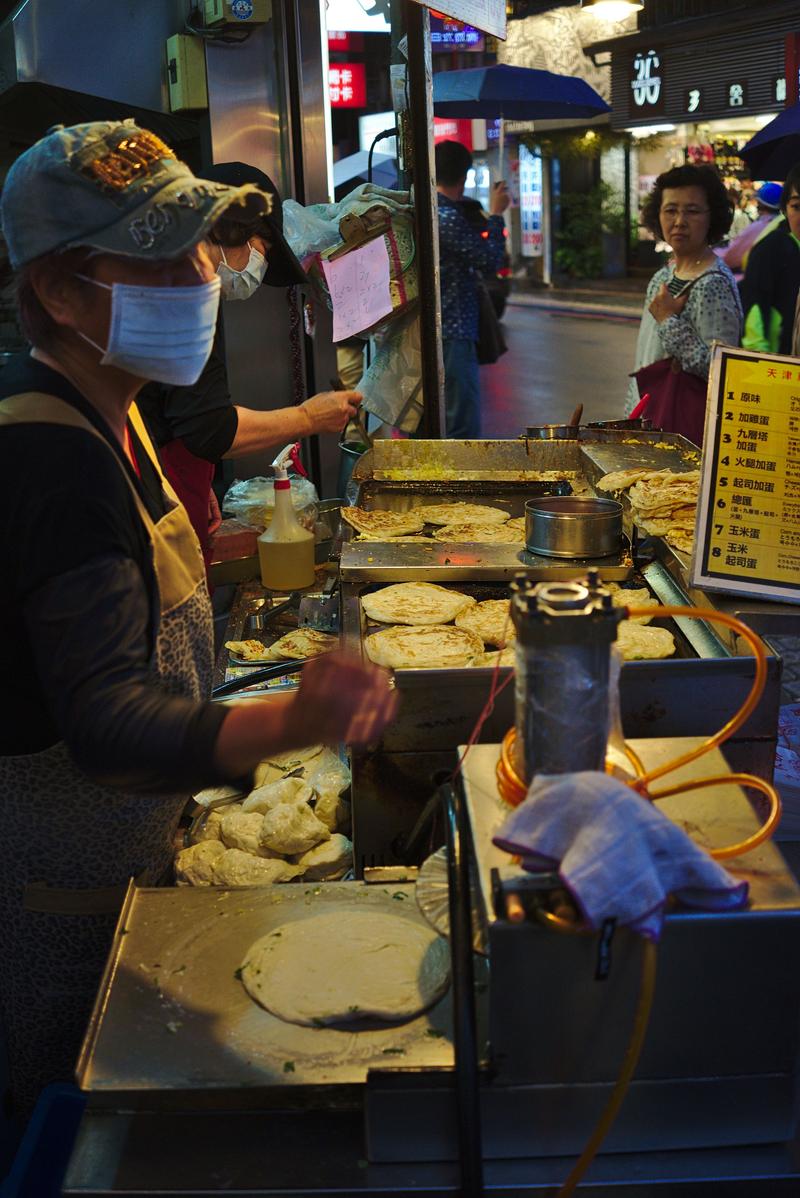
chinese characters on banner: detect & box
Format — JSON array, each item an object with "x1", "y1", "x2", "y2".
[
  {"x1": 518, "y1": 145, "x2": 543, "y2": 259},
  {"x1": 691, "y1": 347, "x2": 800, "y2": 603},
  {"x1": 409, "y1": 0, "x2": 506, "y2": 39},
  {"x1": 329, "y1": 63, "x2": 366, "y2": 108}
]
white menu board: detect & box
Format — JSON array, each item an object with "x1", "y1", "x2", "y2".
[{"x1": 409, "y1": 0, "x2": 506, "y2": 39}]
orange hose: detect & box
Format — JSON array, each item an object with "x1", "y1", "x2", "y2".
[{"x1": 496, "y1": 605, "x2": 780, "y2": 859}]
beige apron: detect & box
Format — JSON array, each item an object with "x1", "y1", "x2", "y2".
[{"x1": 0, "y1": 392, "x2": 214, "y2": 1115}]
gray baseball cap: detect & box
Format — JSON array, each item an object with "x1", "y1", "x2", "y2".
[{"x1": 1, "y1": 119, "x2": 271, "y2": 269}]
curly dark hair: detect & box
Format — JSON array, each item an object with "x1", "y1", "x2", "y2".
[{"x1": 640, "y1": 164, "x2": 733, "y2": 245}]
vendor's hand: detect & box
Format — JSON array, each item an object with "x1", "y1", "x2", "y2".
[
  {"x1": 301, "y1": 390, "x2": 362, "y2": 435},
  {"x1": 490, "y1": 181, "x2": 510, "y2": 215},
  {"x1": 285, "y1": 651, "x2": 398, "y2": 748},
  {"x1": 648, "y1": 284, "x2": 688, "y2": 323},
  {"x1": 208, "y1": 488, "x2": 222, "y2": 537}
]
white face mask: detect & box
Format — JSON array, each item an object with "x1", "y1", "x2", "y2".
[
  {"x1": 75, "y1": 275, "x2": 221, "y2": 386},
  {"x1": 216, "y1": 242, "x2": 267, "y2": 301}
]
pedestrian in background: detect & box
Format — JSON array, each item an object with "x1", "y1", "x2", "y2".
[
  {"x1": 435, "y1": 139, "x2": 508, "y2": 438},
  {"x1": 718, "y1": 181, "x2": 782, "y2": 281},
  {"x1": 740, "y1": 165, "x2": 800, "y2": 355},
  {"x1": 625, "y1": 164, "x2": 742, "y2": 442}
]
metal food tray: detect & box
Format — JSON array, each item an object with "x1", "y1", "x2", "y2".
[{"x1": 77, "y1": 881, "x2": 455, "y2": 1102}]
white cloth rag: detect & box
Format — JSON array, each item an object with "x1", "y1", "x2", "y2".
[{"x1": 493, "y1": 771, "x2": 749, "y2": 940}]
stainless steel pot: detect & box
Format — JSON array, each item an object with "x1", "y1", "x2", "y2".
[
  {"x1": 524, "y1": 424, "x2": 579, "y2": 441},
  {"x1": 525, "y1": 496, "x2": 623, "y2": 559}
]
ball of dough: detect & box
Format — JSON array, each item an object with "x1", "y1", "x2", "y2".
[
  {"x1": 293, "y1": 834, "x2": 352, "y2": 881},
  {"x1": 260, "y1": 803, "x2": 330, "y2": 856},
  {"x1": 211, "y1": 848, "x2": 303, "y2": 887},
  {"x1": 313, "y1": 791, "x2": 349, "y2": 832},
  {"x1": 175, "y1": 840, "x2": 225, "y2": 886},
  {"x1": 242, "y1": 777, "x2": 314, "y2": 815},
  {"x1": 194, "y1": 802, "x2": 243, "y2": 843},
  {"x1": 220, "y1": 811, "x2": 275, "y2": 857}
]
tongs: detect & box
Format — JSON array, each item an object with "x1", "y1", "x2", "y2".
[{"x1": 212, "y1": 658, "x2": 309, "y2": 700}]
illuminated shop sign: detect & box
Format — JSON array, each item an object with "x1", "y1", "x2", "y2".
[
  {"x1": 430, "y1": 13, "x2": 483, "y2": 51},
  {"x1": 726, "y1": 80, "x2": 748, "y2": 109},
  {"x1": 630, "y1": 50, "x2": 663, "y2": 112},
  {"x1": 329, "y1": 63, "x2": 367, "y2": 108},
  {"x1": 684, "y1": 86, "x2": 703, "y2": 115}
]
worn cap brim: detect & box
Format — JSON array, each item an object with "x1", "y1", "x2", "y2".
[{"x1": 63, "y1": 177, "x2": 270, "y2": 261}]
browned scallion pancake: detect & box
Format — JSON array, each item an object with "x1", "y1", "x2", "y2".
[
  {"x1": 432, "y1": 521, "x2": 522, "y2": 544},
  {"x1": 413, "y1": 501, "x2": 510, "y2": 526},
  {"x1": 341, "y1": 507, "x2": 425, "y2": 538},
  {"x1": 361, "y1": 582, "x2": 475, "y2": 626},
  {"x1": 364, "y1": 624, "x2": 484, "y2": 669},
  {"x1": 455, "y1": 599, "x2": 515, "y2": 647}
]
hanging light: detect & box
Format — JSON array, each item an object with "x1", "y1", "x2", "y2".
[{"x1": 581, "y1": 0, "x2": 644, "y2": 18}]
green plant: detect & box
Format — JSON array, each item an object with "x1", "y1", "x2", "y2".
[{"x1": 554, "y1": 182, "x2": 628, "y2": 279}]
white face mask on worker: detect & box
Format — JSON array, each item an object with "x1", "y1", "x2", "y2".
[
  {"x1": 75, "y1": 275, "x2": 221, "y2": 385},
  {"x1": 217, "y1": 242, "x2": 267, "y2": 301}
]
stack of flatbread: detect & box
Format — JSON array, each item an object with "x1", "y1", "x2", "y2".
[
  {"x1": 361, "y1": 584, "x2": 519, "y2": 670},
  {"x1": 596, "y1": 469, "x2": 699, "y2": 556},
  {"x1": 344, "y1": 501, "x2": 528, "y2": 546},
  {"x1": 413, "y1": 502, "x2": 510, "y2": 526}
]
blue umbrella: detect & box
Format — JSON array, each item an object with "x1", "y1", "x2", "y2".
[
  {"x1": 740, "y1": 103, "x2": 800, "y2": 181},
  {"x1": 432, "y1": 63, "x2": 610, "y2": 121}
]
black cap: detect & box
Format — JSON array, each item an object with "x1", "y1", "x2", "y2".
[{"x1": 204, "y1": 161, "x2": 308, "y2": 287}]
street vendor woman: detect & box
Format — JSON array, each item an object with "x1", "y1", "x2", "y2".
[
  {"x1": 137, "y1": 160, "x2": 363, "y2": 569},
  {"x1": 0, "y1": 120, "x2": 397, "y2": 1121}
]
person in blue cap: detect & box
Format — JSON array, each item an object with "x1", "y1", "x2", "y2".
[
  {"x1": 0, "y1": 120, "x2": 397, "y2": 1123},
  {"x1": 718, "y1": 181, "x2": 782, "y2": 281},
  {"x1": 741, "y1": 166, "x2": 800, "y2": 354}
]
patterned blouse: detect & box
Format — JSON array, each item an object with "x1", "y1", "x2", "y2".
[
  {"x1": 624, "y1": 258, "x2": 743, "y2": 416},
  {"x1": 437, "y1": 194, "x2": 506, "y2": 342}
]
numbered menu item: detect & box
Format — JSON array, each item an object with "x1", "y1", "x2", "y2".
[{"x1": 692, "y1": 346, "x2": 800, "y2": 602}]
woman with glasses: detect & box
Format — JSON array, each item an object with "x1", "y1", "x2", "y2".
[{"x1": 625, "y1": 164, "x2": 742, "y2": 425}]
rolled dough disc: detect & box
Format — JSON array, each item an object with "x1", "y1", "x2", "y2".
[{"x1": 240, "y1": 909, "x2": 450, "y2": 1026}]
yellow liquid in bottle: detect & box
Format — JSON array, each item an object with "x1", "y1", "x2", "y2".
[{"x1": 258, "y1": 531, "x2": 315, "y2": 590}]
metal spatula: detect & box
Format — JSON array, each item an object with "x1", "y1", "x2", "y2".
[{"x1": 297, "y1": 573, "x2": 340, "y2": 633}]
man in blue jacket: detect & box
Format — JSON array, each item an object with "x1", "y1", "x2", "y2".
[{"x1": 435, "y1": 140, "x2": 508, "y2": 438}]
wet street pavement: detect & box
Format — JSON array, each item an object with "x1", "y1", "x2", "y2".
[{"x1": 481, "y1": 297, "x2": 640, "y2": 436}]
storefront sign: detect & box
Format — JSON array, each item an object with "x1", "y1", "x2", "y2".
[
  {"x1": 726, "y1": 80, "x2": 748, "y2": 109},
  {"x1": 430, "y1": 13, "x2": 483, "y2": 50},
  {"x1": 329, "y1": 64, "x2": 367, "y2": 108},
  {"x1": 433, "y1": 117, "x2": 473, "y2": 149},
  {"x1": 684, "y1": 86, "x2": 703, "y2": 115},
  {"x1": 327, "y1": 30, "x2": 365, "y2": 51},
  {"x1": 630, "y1": 50, "x2": 664, "y2": 113},
  {"x1": 691, "y1": 346, "x2": 800, "y2": 604},
  {"x1": 409, "y1": 0, "x2": 506, "y2": 40},
  {"x1": 518, "y1": 144, "x2": 543, "y2": 259}
]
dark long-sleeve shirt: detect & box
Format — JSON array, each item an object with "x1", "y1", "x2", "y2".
[
  {"x1": 0, "y1": 355, "x2": 230, "y2": 791},
  {"x1": 437, "y1": 194, "x2": 506, "y2": 342},
  {"x1": 740, "y1": 219, "x2": 800, "y2": 355},
  {"x1": 137, "y1": 323, "x2": 238, "y2": 462}
]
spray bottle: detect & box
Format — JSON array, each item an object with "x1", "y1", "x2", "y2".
[{"x1": 257, "y1": 444, "x2": 316, "y2": 591}]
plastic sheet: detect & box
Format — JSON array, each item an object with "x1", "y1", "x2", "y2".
[{"x1": 222, "y1": 475, "x2": 319, "y2": 533}]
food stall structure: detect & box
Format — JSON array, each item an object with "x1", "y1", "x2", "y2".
[{"x1": 64, "y1": 430, "x2": 800, "y2": 1195}]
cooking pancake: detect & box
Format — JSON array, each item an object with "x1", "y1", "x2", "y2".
[
  {"x1": 472, "y1": 645, "x2": 516, "y2": 668},
  {"x1": 355, "y1": 535, "x2": 432, "y2": 543},
  {"x1": 506, "y1": 516, "x2": 527, "y2": 535},
  {"x1": 362, "y1": 582, "x2": 475, "y2": 626},
  {"x1": 413, "y1": 502, "x2": 510, "y2": 526},
  {"x1": 596, "y1": 468, "x2": 660, "y2": 493},
  {"x1": 364, "y1": 624, "x2": 484, "y2": 669},
  {"x1": 267, "y1": 628, "x2": 338, "y2": 660},
  {"x1": 225, "y1": 638, "x2": 271, "y2": 662},
  {"x1": 615, "y1": 621, "x2": 675, "y2": 661},
  {"x1": 605, "y1": 584, "x2": 658, "y2": 625},
  {"x1": 341, "y1": 506, "x2": 425, "y2": 538},
  {"x1": 432, "y1": 521, "x2": 522, "y2": 544},
  {"x1": 455, "y1": 599, "x2": 515, "y2": 647}
]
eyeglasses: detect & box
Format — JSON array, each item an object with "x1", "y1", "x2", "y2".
[{"x1": 660, "y1": 206, "x2": 710, "y2": 220}]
